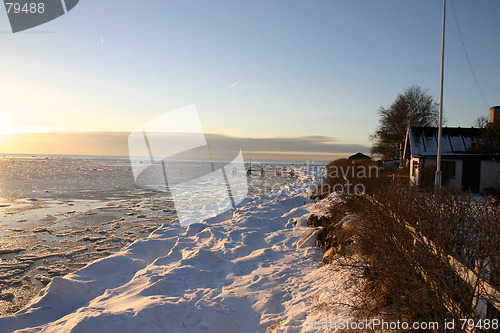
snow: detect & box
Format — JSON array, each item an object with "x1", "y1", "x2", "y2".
[{"x1": 0, "y1": 171, "x2": 358, "y2": 333}]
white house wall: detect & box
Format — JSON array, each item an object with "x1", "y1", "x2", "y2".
[
  {"x1": 410, "y1": 157, "x2": 463, "y2": 189},
  {"x1": 426, "y1": 158, "x2": 463, "y2": 189},
  {"x1": 480, "y1": 160, "x2": 500, "y2": 192},
  {"x1": 410, "y1": 158, "x2": 420, "y2": 185}
]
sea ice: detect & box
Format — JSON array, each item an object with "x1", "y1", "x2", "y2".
[{"x1": 0, "y1": 167, "x2": 359, "y2": 333}]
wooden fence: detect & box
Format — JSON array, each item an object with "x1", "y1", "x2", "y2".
[{"x1": 364, "y1": 194, "x2": 500, "y2": 325}]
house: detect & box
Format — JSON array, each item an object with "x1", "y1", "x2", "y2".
[
  {"x1": 382, "y1": 158, "x2": 400, "y2": 171},
  {"x1": 403, "y1": 107, "x2": 500, "y2": 193},
  {"x1": 348, "y1": 152, "x2": 371, "y2": 161}
]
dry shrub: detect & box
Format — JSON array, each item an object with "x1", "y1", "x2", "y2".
[
  {"x1": 314, "y1": 202, "x2": 349, "y2": 251},
  {"x1": 420, "y1": 166, "x2": 437, "y2": 188},
  {"x1": 312, "y1": 159, "x2": 499, "y2": 331},
  {"x1": 341, "y1": 183, "x2": 500, "y2": 331},
  {"x1": 312, "y1": 159, "x2": 383, "y2": 198}
]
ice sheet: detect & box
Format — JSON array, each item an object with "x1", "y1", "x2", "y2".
[{"x1": 0, "y1": 165, "x2": 359, "y2": 333}]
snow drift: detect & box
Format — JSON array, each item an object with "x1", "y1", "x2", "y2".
[{"x1": 0, "y1": 171, "x2": 357, "y2": 333}]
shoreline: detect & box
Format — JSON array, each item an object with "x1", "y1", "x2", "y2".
[
  {"x1": 0, "y1": 195, "x2": 171, "y2": 316},
  {"x1": 0, "y1": 159, "x2": 322, "y2": 319},
  {"x1": 0, "y1": 167, "x2": 360, "y2": 332}
]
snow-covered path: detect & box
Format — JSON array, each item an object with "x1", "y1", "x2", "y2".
[{"x1": 0, "y1": 176, "x2": 357, "y2": 333}]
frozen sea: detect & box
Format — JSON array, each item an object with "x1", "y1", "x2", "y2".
[
  {"x1": 0, "y1": 155, "x2": 317, "y2": 316},
  {"x1": 0, "y1": 155, "x2": 360, "y2": 333}
]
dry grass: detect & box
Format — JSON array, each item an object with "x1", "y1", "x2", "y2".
[
  {"x1": 313, "y1": 160, "x2": 500, "y2": 332},
  {"x1": 311, "y1": 159, "x2": 383, "y2": 200},
  {"x1": 348, "y1": 186, "x2": 499, "y2": 331}
]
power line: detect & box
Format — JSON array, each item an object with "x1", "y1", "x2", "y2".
[{"x1": 450, "y1": 0, "x2": 490, "y2": 109}]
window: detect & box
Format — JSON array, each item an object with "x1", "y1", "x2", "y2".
[{"x1": 442, "y1": 161, "x2": 456, "y2": 178}]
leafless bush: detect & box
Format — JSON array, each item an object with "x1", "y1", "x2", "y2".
[
  {"x1": 313, "y1": 160, "x2": 500, "y2": 331},
  {"x1": 311, "y1": 159, "x2": 383, "y2": 200},
  {"x1": 342, "y1": 183, "x2": 500, "y2": 331}
]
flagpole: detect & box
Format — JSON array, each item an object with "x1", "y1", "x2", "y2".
[{"x1": 435, "y1": 0, "x2": 446, "y2": 189}]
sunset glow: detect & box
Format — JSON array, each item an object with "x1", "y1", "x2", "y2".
[{"x1": 0, "y1": 1, "x2": 499, "y2": 159}]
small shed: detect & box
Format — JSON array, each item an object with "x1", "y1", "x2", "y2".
[
  {"x1": 348, "y1": 152, "x2": 371, "y2": 161},
  {"x1": 403, "y1": 126, "x2": 500, "y2": 193}
]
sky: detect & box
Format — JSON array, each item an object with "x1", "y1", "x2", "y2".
[{"x1": 0, "y1": 0, "x2": 499, "y2": 161}]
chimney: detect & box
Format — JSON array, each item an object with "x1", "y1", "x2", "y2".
[{"x1": 490, "y1": 106, "x2": 500, "y2": 124}]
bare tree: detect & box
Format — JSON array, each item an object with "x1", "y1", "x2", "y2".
[
  {"x1": 370, "y1": 85, "x2": 439, "y2": 160},
  {"x1": 472, "y1": 115, "x2": 500, "y2": 160},
  {"x1": 474, "y1": 115, "x2": 489, "y2": 129}
]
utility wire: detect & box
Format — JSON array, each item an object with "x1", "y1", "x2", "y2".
[{"x1": 450, "y1": 0, "x2": 490, "y2": 109}]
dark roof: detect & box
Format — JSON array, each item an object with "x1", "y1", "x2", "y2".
[
  {"x1": 404, "y1": 126, "x2": 482, "y2": 158},
  {"x1": 348, "y1": 152, "x2": 372, "y2": 160}
]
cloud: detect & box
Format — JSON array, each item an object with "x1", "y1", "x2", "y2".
[
  {"x1": 206, "y1": 134, "x2": 367, "y2": 155},
  {"x1": 0, "y1": 132, "x2": 370, "y2": 161}
]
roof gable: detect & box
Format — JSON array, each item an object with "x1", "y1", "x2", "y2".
[
  {"x1": 405, "y1": 126, "x2": 481, "y2": 158},
  {"x1": 348, "y1": 152, "x2": 371, "y2": 160}
]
